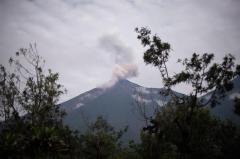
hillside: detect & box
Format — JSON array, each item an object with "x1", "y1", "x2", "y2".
[
  {"x1": 205, "y1": 76, "x2": 240, "y2": 124},
  {"x1": 61, "y1": 79, "x2": 174, "y2": 141},
  {"x1": 61, "y1": 78, "x2": 240, "y2": 141}
]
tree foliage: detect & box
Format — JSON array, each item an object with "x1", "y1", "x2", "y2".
[
  {"x1": 234, "y1": 97, "x2": 240, "y2": 116},
  {"x1": 0, "y1": 44, "x2": 80, "y2": 159},
  {"x1": 135, "y1": 27, "x2": 240, "y2": 159},
  {"x1": 80, "y1": 116, "x2": 127, "y2": 159}
]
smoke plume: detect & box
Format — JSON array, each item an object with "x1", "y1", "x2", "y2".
[{"x1": 99, "y1": 34, "x2": 138, "y2": 88}]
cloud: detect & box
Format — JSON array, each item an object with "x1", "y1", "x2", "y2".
[
  {"x1": 136, "y1": 87, "x2": 150, "y2": 94},
  {"x1": 132, "y1": 94, "x2": 151, "y2": 104},
  {"x1": 0, "y1": 0, "x2": 240, "y2": 101}
]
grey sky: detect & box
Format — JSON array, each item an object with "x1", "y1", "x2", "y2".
[{"x1": 0, "y1": 0, "x2": 240, "y2": 102}]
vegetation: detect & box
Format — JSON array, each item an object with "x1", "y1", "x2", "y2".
[
  {"x1": 234, "y1": 97, "x2": 240, "y2": 116},
  {"x1": 135, "y1": 27, "x2": 240, "y2": 159},
  {"x1": 0, "y1": 45, "x2": 81, "y2": 158},
  {"x1": 0, "y1": 27, "x2": 240, "y2": 159},
  {"x1": 80, "y1": 116, "x2": 127, "y2": 159}
]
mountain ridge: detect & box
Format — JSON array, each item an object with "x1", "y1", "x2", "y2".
[
  {"x1": 61, "y1": 78, "x2": 240, "y2": 141},
  {"x1": 61, "y1": 79, "x2": 170, "y2": 141}
]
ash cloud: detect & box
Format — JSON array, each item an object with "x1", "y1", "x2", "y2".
[
  {"x1": 101, "y1": 64, "x2": 138, "y2": 88},
  {"x1": 99, "y1": 34, "x2": 133, "y2": 64},
  {"x1": 112, "y1": 64, "x2": 138, "y2": 79},
  {"x1": 99, "y1": 34, "x2": 138, "y2": 88}
]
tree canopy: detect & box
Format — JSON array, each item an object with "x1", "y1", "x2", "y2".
[{"x1": 135, "y1": 27, "x2": 240, "y2": 159}]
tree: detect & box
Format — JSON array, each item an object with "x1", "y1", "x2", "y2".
[
  {"x1": 135, "y1": 27, "x2": 239, "y2": 106},
  {"x1": 80, "y1": 116, "x2": 127, "y2": 159},
  {"x1": 0, "y1": 44, "x2": 81, "y2": 159},
  {"x1": 234, "y1": 97, "x2": 240, "y2": 116},
  {"x1": 0, "y1": 63, "x2": 20, "y2": 121},
  {"x1": 135, "y1": 27, "x2": 240, "y2": 159}
]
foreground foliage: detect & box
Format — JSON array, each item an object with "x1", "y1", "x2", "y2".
[
  {"x1": 0, "y1": 45, "x2": 81, "y2": 158},
  {"x1": 135, "y1": 27, "x2": 240, "y2": 159}
]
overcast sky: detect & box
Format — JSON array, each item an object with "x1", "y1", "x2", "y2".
[{"x1": 1, "y1": 0, "x2": 240, "y2": 102}]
